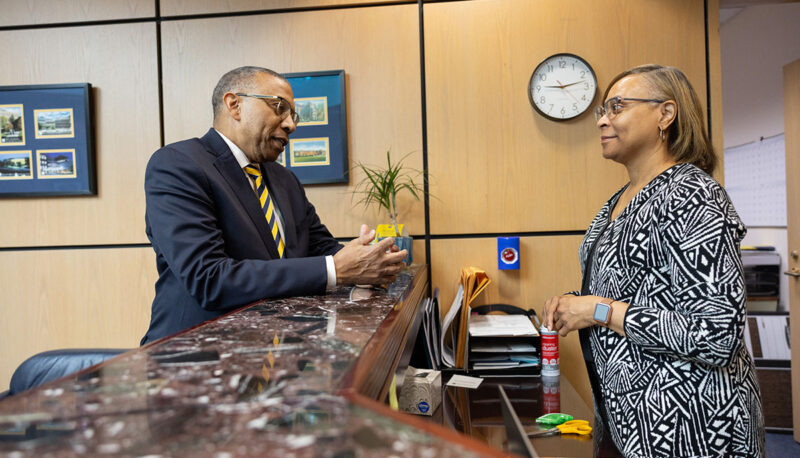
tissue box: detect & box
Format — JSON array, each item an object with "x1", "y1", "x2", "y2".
[{"x1": 398, "y1": 367, "x2": 441, "y2": 416}]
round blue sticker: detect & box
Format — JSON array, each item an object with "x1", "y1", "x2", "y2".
[{"x1": 417, "y1": 401, "x2": 430, "y2": 413}]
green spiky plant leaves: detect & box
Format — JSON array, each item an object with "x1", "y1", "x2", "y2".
[{"x1": 352, "y1": 150, "x2": 424, "y2": 237}]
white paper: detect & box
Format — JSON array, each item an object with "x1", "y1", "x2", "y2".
[
  {"x1": 440, "y1": 284, "x2": 464, "y2": 368},
  {"x1": 757, "y1": 315, "x2": 791, "y2": 360},
  {"x1": 470, "y1": 340, "x2": 538, "y2": 353},
  {"x1": 724, "y1": 134, "x2": 787, "y2": 227},
  {"x1": 744, "y1": 318, "x2": 753, "y2": 357},
  {"x1": 446, "y1": 374, "x2": 484, "y2": 389},
  {"x1": 468, "y1": 315, "x2": 538, "y2": 337}
]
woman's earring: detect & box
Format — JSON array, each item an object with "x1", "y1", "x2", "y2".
[{"x1": 659, "y1": 127, "x2": 665, "y2": 141}]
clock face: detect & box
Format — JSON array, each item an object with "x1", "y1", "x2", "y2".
[{"x1": 528, "y1": 53, "x2": 597, "y2": 121}]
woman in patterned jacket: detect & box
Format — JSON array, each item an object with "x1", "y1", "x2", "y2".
[{"x1": 542, "y1": 65, "x2": 764, "y2": 457}]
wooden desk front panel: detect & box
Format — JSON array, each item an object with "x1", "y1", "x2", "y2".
[
  {"x1": 430, "y1": 236, "x2": 592, "y2": 405},
  {"x1": 0, "y1": 247, "x2": 156, "y2": 390}
]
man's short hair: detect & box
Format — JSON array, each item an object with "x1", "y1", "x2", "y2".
[{"x1": 211, "y1": 66, "x2": 285, "y2": 119}]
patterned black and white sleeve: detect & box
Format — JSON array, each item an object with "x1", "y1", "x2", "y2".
[{"x1": 623, "y1": 177, "x2": 748, "y2": 367}]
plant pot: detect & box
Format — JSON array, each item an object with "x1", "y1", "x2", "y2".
[{"x1": 395, "y1": 235, "x2": 413, "y2": 266}]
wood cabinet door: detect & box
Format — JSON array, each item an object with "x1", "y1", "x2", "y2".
[{"x1": 784, "y1": 58, "x2": 800, "y2": 443}]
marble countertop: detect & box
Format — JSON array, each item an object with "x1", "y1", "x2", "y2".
[{"x1": 0, "y1": 265, "x2": 499, "y2": 457}]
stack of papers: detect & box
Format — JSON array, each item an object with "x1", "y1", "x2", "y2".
[
  {"x1": 468, "y1": 315, "x2": 540, "y2": 371},
  {"x1": 469, "y1": 315, "x2": 539, "y2": 337}
]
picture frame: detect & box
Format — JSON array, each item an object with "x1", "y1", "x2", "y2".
[
  {"x1": 0, "y1": 83, "x2": 95, "y2": 197},
  {"x1": 283, "y1": 70, "x2": 348, "y2": 184}
]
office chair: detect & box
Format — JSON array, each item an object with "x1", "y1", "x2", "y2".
[{"x1": 4, "y1": 348, "x2": 128, "y2": 397}]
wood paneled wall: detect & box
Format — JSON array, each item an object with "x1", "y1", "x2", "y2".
[
  {"x1": 430, "y1": 236, "x2": 587, "y2": 395},
  {"x1": 424, "y1": 0, "x2": 709, "y2": 234},
  {"x1": 159, "y1": 5, "x2": 424, "y2": 236},
  {"x1": 0, "y1": 0, "x2": 153, "y2": 27},
  {"x1": 0, "y1": 23, "x2": 160, "y2": 247},
  {"x1": 159, "y1": 0, "x2": 399, "y2": 16},
  {"x1": 0, "y1": 0, "x2": 720, "y2": 406}
]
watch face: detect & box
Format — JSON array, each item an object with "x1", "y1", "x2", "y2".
[
  {"x1": 593, "y1": 302, "x2": 610, "y2": 322},
  {"x1": 528, "y1": 53, "x2": 597, "y2": 121}
]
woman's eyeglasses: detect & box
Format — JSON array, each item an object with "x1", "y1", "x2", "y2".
[{"x1": 594, "y1": 97, "x2": 665, "y2": 121}]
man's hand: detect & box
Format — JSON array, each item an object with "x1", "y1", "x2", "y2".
[{"x1": 333, "y1": 224, "x2": 407, "y2": 285}]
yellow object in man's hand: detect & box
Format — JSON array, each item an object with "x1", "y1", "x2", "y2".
[{"x1": 376, "y1": 223, "x2": 404, "y2": 238}]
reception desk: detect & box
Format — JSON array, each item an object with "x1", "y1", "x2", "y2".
[
  {"x1": 0, "y1": 265, "x2": 505, "y2": 457},
  {"x1": 0, "y1": 265, "x2": 594, "y2": 457}
]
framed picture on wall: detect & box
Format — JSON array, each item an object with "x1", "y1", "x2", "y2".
[
  {"x1": 0, "y1": 83, "x2": 95, "y2": 197},
  {"x1": 283, "y1": 70, "x2": 348, "y2": 184}
]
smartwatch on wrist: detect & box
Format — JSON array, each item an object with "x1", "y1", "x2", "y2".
[{"x1": 593, "y1": 299, "x2": 613, "y2": 325}]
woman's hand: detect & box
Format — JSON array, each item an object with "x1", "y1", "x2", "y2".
[{"x1": 543, "y1": 295, "x2": 602, "y2": 336}]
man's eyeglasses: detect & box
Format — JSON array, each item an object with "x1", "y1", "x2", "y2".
[
  {"x1": 594, "y1": 97, "x2": 665, "y2": 121},
  {"x1": 235, "y1": 93, "x2": 300, "y2": 124}
]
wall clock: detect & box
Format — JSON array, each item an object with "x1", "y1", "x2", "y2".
[{"x1": 528, "y1": 53, "x2": 597, "y2": 121}]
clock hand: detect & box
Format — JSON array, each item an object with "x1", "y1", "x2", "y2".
[
  {"x1": 559, "y1": 80, "x2": 584, "y2": 88},
  {"x1": 557, "y1": 80, "x2": 580, "y2": 104}
]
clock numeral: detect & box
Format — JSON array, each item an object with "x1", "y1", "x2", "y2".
[
  {"x1": 582, "y1": 94, "x2": 586, "y2": 101},
  {"x1": 573, "y1": 103, "x2": 578, "y2": 111},
  {"x1": 560, "y1": 107, "x2": 566, "y2": 115},
  {"x1": 580, "y1": 71, "x2": 585, "y2": 78},
  {"x1": 536, "y1": 85, "x2": 541, "y2": 92},
  {"x1": 540, "y1": 96, "x2": 546, "y2": 104},
  {"x1": 559, "y1": 60, "x2": 566, "y2": 69},
  {"x1": 540, "y1": 73, "x2": 547, "y2": 81},
  {"x1": 549, "y1": 104, "x2": 554, "y2": 113},
  {"x1": 546, "y1": 64, "x2": 554, "y2": 72},
  {"x1": 584, "y1": 82, "x2": 590, "y2": 89}
]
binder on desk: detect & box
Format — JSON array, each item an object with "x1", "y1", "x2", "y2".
[
  {"x1": 455, "y1": 267, "x2": 491, "y2": 369},
  {"x1": 439, "y1": 267, "x2": 490, "y2": 369}
]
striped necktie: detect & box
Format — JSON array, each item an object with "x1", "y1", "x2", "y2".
[{"x1": 244, "y1": 164, "x2": 285, "y2": 258}]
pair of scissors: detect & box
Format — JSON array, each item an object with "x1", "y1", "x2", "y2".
[{"x1": 527, "y1": 419, "x2": 592, "y2": 438}]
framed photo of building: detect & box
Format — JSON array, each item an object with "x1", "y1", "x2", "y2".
[
  {"x1": 34, "y1": 108, "x2": 74, "y2": 139},
  {"x1": 290, "y1": 138, "x2": 330, "y2": 167},
  {"x1": 0, "y1": 84, "x2": 95, "y2": 196},
  {"x1": 37, "y1": 149, "x2": 77, "y2": 179},
  {"x1": 0, "y1": 151, "x2": 33, "y2": 180},
  {"x1": 283, "y1": 70, "x2": 348, "y2": 184},
  {"x1": 295, "y1": 97, "x2": 328, "y2": 126},
  {"x1": 0, "y1": 104, "x2": 25, "y2": 146}
]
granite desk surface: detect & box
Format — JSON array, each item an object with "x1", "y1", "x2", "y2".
[{"x1": 0, "y1": 265, "x2": 503, "y2": 458}]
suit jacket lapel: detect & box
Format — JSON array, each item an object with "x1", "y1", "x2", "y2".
[
  {"x1": 263, "y1": 162, "x2": 298, "y2": 255},
  {"x1": 200, "y1": 129, "x2": 280, "y2": 259}
]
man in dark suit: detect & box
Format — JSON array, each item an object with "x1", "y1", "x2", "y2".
[{"x1": 141, "y1": 66, "x2": 407, "y2": 344}]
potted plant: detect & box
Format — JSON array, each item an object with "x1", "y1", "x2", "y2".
[{"x1": 352, "y1": 150, "x2": 424, "y2": 265}]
